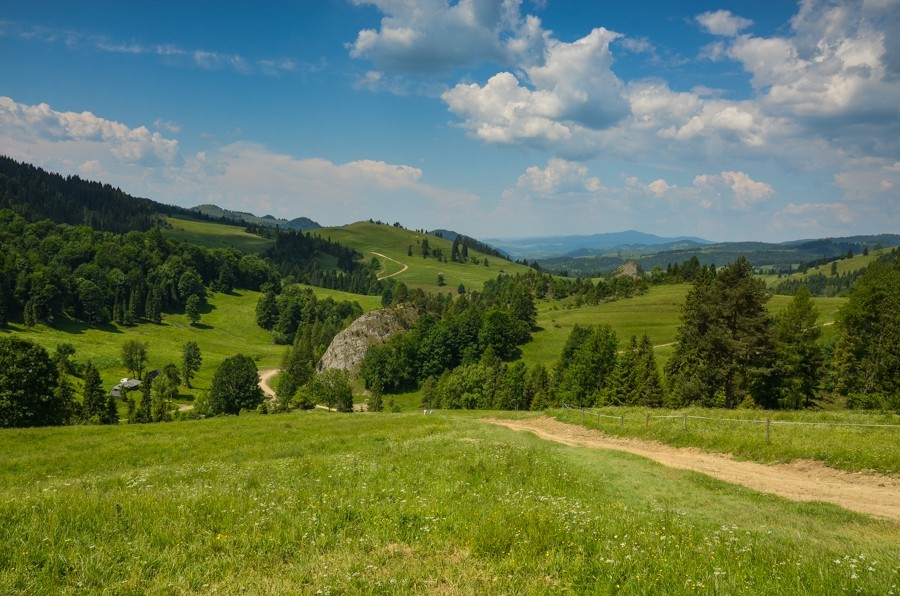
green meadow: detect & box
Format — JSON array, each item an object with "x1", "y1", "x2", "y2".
[
  {"x1": 162, "y1": 216, "x2": 275, "y2": 254},
  {"x1": 759, "y1": 246, "x2": 895, "y2": 288},
  {"x1": 521, "y1": 284, "x2": 846, "y2": 368},
  {"x1": 1, "y1": 411, "x2": 896, "y2": 594},
  {"x1": 316, "y1": 221, "x2": 533, "y2": 291},
  {"x1": 0, "y1": 285, "x2": 377, "y2": 405}
]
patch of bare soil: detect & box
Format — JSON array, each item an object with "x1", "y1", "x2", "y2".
[{"x1": 483, "y1": 417, "x2": 900, "y2": 522}]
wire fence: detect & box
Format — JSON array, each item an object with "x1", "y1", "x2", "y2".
[{"x1": 561, "y1": 403, "x2": 900, "y2": 443}]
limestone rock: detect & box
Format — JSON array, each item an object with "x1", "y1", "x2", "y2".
[{"x1": 318, "y1": 307, "x2": 419, "y2": 374}]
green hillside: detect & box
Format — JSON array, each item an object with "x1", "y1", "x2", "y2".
[
  {"x1": 315, "y1": 221, "x2": 533, "y2": 291},
  {"x1": 163, "y1": 216, "x2": 275, "y2": 254},
  {"x1": 1, "y1": 411, "x2": 896, "y2": 593},
  {"x1": 521, "y1": 284, "x2": 846, "y2": 368},
  {"x1": 760, "y1": 245, "x2": 894, "y2": 287},
  {"x1": 0, "y1": 285, "x2": 377, "y2": 404}
]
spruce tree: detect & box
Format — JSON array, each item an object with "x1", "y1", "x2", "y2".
[
  {"x1": 81, "y1": 361, "x2": 106, "y2": 423},
  {"x1": 773, "y1": 287, "x2": 821, "y2": 409},
  {"x1": 666, "y1": 257, "x2": 772, "y2": 408}
]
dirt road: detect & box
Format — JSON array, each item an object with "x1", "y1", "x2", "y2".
[
  {"x1": 259, "y1": 369, "x2": 278, "y2": 398},
  {"x1": 483, "y1": 416, "x2": 900, "y2": 522},
  {"x1": 372, "y1": 251, "x2": 408, "y2": 280}
]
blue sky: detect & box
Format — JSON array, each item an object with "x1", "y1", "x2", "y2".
[{"x1": 1, "y1": 0, "x2": 898, "y2": 241}]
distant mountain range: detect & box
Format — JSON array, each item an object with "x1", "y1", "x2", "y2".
[
  {"x1": 190, "y1": 204, "x2": 320, "y2": 231},
  {"x1": 484, "y1": 230, "x2": 713, "y2": 259}
]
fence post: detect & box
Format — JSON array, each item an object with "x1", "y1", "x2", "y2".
[
  {"x1": 620, "y1": 415, "x2": 624, "y2": 427},
  {"x1": 766, "y1": 418, "x2": 771, "y2": 444},
  {"x1": 581, "y1": 407, "x2": 585, "y2": 424},
  {"x1": 645, "y1": 413, "x2": 649, "y2": 430},
  {"x1": 597, "y1": 411, "x2": 601, "y2": 430},
  {"x1": 683, "y1": 413, "x2": 687, "y2": 431}
]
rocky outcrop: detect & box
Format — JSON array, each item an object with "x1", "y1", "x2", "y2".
[
  {"x1": 318, "y1": 307, "x2": 419, "y2": 374},
  {"x1": 613, "y1": 260, "x2": 642, "y2": 280}
]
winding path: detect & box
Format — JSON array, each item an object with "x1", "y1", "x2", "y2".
[
  {"x1": 258, "y1": 369, "x2": 278, "y2": 398},
  {"x1": 483, "y1": 416, "x2": 900, "y2": 522},
  {"x1": 372, "y1": 251, "x2": 408, "y2": 280}
]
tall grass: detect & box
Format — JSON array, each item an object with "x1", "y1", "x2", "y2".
[
  {"x1": 550, "y1": 406, "x2": 900, "y2": 475},
  {"x1": 1, "y1": 412, "x2": 896, "y2": 593}
]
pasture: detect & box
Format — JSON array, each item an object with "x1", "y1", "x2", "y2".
[
  {"x1": 0, "y1": 411, "x2": 896, "y2": 593},
  {"x1": 0, "y1": 285, "x2": 376, "y2": 405},
  {"x1": 162, "y1": 216, "x2": 275, "y2": 254},
  {"x1": 521, "y1": 284, "x2": 846, "y2": 368},
  {"x1": 316, "y1": 221, "x2": 533, "y2": 291}
]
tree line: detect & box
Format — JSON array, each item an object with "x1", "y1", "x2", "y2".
[{"x1": 0, "y1": 210, "x2": 277, "y2": 328}]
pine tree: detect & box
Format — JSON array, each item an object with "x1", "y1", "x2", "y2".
[
  {"x1": 255, "y1": 291, "x2": 278, "y2": 330},
  {"x1": 666, "y1": 258, "x2": 773, "y2": 408},
  {"x1": 773, "y1": 287, "x2": 821, "y2": 409},
  {"x1": 104, "y1": 393, "x2": 119, "y2": 425},
  {"x1": 82, "y1": 361, "x2": 106, "y2": 423},
  {"x1": 145, "y1": 287, "x2": 162, "y2": 324},
  {"x1": 126, "y1": 286, "x2": 140, "y2": 325}
]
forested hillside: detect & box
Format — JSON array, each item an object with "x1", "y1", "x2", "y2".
[{"x1": 0, "y1": 156, "x2": 211, "y2": 233}]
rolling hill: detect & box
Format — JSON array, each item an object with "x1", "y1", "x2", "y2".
[
  {"x1": 190, "y1": 203, "x2": 320, "y2": 231},
  {"x1": 313, "y1": 221, "x2": 534, "y2": 291}
]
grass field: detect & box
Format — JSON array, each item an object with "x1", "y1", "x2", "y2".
[
  {"x1": 0, "y1": 411, "x2": 896, "y2": 593},
  {"x1": 550, "y1": 407, "x2": 900, "y2": 475},
  {"x1": 521, "y1": 284, "x2": 847, "y2": 368},
  {"x1": 316, "y1": 221, "x2": 533, "y2": 291},
  {"x1": 0, "y1": 286, "x2": 377, "y2": 406},
  {"x1": 759, "y1": 246, "x2": 895, "y2": 289},
  {"x1": 162, "y1": 216, "x2": 275, "y2": 254}
]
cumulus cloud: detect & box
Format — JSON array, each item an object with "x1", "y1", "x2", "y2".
[
  {"x1": 512, "y1": 158, "x2": 601, "y2": 196},
  {"x1": 347, "y1": 0, "x2": 535, "y2": 72},
  {"x1": 0, "y1": 96, "x2": 179, "y2": 166},
  {"x1": 442, "y1": 27, "x2": 629, "y2": 150},
  {"x1": 697, "y1": 10, "x2": 753, "y2": 37},
  {"x1": 720, "y1": 0, "x2": 900, "y2": 131},
  {"x1": 694, "y1": 171, "x2": 774, "y2": 210},
  {"x1": 0, "y1": 95, "x2": 481, "y2": 229}
]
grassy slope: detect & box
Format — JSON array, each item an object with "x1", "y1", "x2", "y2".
[
  {"x1": 0, "y1": 286, "x2": 378, "y2": 403},
  {"x1": 521, "y1": 284, "x2": 846, "y2": 368},
  {"x1": 162, "y1": 216, "x2": 274, "y2": 254},
  {"x1": 760, "y1": 246, "x2": 895, "y2": 288},
  {"x1": 316, "y1": 221, "x2": 533, "y2": 291},
  {"x1": 0, "y1": 412, "x2": 896, "y2": 594}
]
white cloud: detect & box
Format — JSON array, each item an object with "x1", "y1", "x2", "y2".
[
  {"x1": 347, "y1": 0, "x2": 537, "y2": 72},
  {"x1": 512, "y1": 158, "x2": 601, "y2": 196},
  {"x1": 0, "y1": 96, "x2": 480, "y2": 229},
  {"x1": 697, "y1": 10, "x2": 753, "y2": 37},
  {"x1": 442, "y1": 27, "x2": 629, "y2": 150},
  {"x1": 0, "y1": 96, "x2": 179, "y2": 166},
  {"x1": 694, "y1": 171, "x2": 774, "y2": 210}
]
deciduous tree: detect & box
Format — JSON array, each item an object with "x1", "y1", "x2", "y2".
[{"x1": 209, "y1": 354, "x2": 264, "y2": 415}]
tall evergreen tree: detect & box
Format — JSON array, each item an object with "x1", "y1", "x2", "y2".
[
  {"x1": 666, "y1": 257, "x2": 773, "y2": 408},
  {"x1": 832, "y1": 259, "x2": 900, "y2": 408},
  {"x1": 81, "y1": 361, "x2": 106, "y2": 423},
  {"x1": 773, "y1": 287, "x2": 821, "y2": 409}
]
